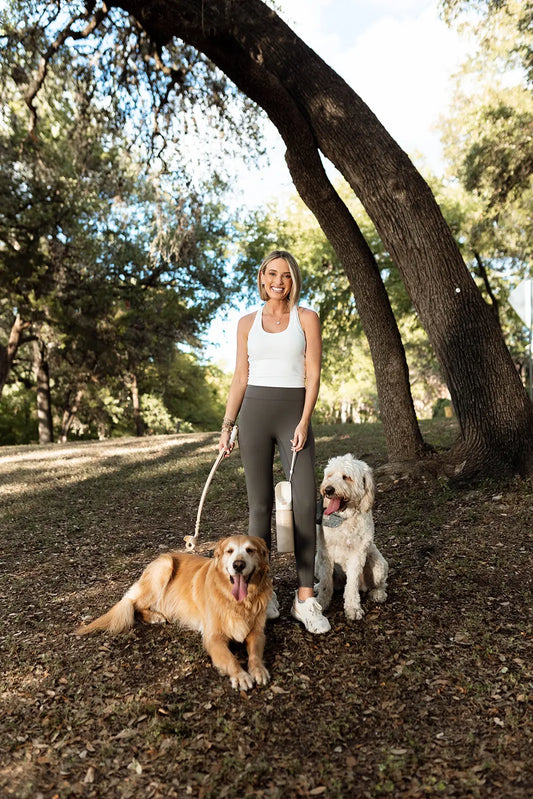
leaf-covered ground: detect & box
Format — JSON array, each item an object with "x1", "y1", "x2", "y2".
[{"x1": 0, "y1": 421, "x2": 531, "y2": 798}]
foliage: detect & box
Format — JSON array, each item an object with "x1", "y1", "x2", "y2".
[
  {"x1": 0, "y1": 0, "x2": 249, "y2": 438},
  {"x1": 439, "y1": 0, "x2": 533, "y2": 381},
  {"x1": 0, "y1": 0, "x2": 264, "y2": 177},
  {"x1": 439, "y1": 0, "x2": 533, "y2": 90},
  {"x1": 0, "y1": 383, "x2": 37, "y2": 444},
  {"x1": 151, "y1": 349, "x2": 228, "y2": 432}
]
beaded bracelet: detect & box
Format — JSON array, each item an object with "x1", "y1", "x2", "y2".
[{"x1": 221, "y1": 417, "x2": 235, "y2": 433}]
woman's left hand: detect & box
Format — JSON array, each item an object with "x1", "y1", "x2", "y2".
[{"x1": 291, "y1": 421, "x2": 309, "y2": 452}]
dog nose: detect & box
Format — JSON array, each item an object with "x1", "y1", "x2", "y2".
[
  {"x1": 324, "y1": 486, "x2": 335, "y2": 496},
  {"x1": 232, "y1": 559, "x2": 246, "y2": 573}
]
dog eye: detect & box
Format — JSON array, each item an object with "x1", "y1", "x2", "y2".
[
  {"x1": 226, "y1": 548, "x2": 234, "y2": 555},
  {"x1": 245, "y1": 547, "x2": 255, "y2": 554}
]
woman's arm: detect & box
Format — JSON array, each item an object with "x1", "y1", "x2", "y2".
[
  {"x1": 292, "y1": 308, "x2": 322, "y2": 452},
  {"x1": 218, "y1": 313, "x2": 253, "y2": 454}
]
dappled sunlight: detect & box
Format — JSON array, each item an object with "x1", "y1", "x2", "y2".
[
  {"x1": 1, "y1": 663, "x2": 52, "y2": 701},
  {"x1": 0, "y1": 433, "x2": 212, "y2": 467},
  {"x1": 0, "y1": 433, "x2": 221, "y2": 503}
]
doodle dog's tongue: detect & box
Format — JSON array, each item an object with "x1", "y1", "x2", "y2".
[
  {"x1": 231, "y1": 574, "x2": 248, "y2": 601},
  {"x1": 324, "y1": 496, "x2": 342, "y2": 515}
]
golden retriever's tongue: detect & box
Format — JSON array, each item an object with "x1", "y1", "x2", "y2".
[
  {"x1": 324, "y1": 496, "x2": 342, "y2": 515},
  {"x1": 231, "y1": 574, "x2": 248, "y2": 601}
]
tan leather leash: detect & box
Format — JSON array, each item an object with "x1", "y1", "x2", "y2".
[{"x1": 184, "y1": 425, "x2": 238, "y2": 551}]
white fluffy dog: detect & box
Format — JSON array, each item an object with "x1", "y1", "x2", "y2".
[{"x1": 315, "y1": 454, "x2": 388, "y2": 621}]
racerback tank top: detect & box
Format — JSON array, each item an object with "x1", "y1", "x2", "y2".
[{"x1": 247, "y1": 305, "x2": 306, "y2": 387}]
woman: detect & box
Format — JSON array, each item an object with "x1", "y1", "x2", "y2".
[{"x1": 218, "y1": 250, "x2": 330, "y2": 634}]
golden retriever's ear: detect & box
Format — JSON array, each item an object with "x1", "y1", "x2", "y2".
[
  {"x1": 255, "y1": 537, "x2": 270, "y2": 565},
  {"x1": 360, "y1": 469, "x2": 375, "y2": 513},
  {"x1": 213, "y1": 538, "x2": 227, "y2": 563}
]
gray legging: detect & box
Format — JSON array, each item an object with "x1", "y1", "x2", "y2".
[{"x1": 238, "y1": 385, "x2": 317, "y2": 588}]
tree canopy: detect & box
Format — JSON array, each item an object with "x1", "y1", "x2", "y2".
[
  {"x1": 0, "y1": 0, "x2": 263, "y2": 441},
  {"x1": 439, "y1": 0, "x2": 533, "y2": 384}
]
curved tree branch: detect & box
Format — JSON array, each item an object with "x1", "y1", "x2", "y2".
[{"x1": 24, "y1": 3, "x2": 110, "y2": 137}]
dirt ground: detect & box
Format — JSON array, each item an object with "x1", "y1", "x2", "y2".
[{"x1": 0, "y1": 421, "x2": 531, "y2": 798}]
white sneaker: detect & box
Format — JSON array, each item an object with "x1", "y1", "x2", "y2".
[
  {"x1": 291, "y1": 591, "x2": 331, "y2": 634},
  {"x1": 266, "y1": 590, "x2": 280, "y2": 620}
]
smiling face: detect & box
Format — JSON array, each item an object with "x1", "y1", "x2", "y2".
[
  {"x1": 262, "y1": 257, "x2": 293, "y2": 302},
  {"x1": 257, "y1": 250, "x2": 302, "y2": 306},
  {"x1": 214, "y1": 535, "x2": 269, "y2": 602},
  {"x1": 320, "y1": 455, "x2": 375, "y2": 517}
]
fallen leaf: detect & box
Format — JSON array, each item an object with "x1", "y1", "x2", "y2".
[{"x1": 83, "y1": 767, "x2": 95, "y2": 784}]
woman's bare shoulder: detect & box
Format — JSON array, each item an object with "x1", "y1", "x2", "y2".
[
  {"x1": 237, "y1": 310, "x2": 257, "y2": 333},
  {"x1": 297, "y1": 306, "x2": 320, "y2": 325}
]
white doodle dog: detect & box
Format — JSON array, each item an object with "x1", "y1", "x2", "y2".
[{"x1": 315, "y1": 454, "x2": 388, "y2": 621}]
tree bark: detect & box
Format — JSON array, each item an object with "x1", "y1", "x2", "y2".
[
  {"x1": 0, "y1": 315, "x2": 31, "y2": 398},
  {"x1": 282, "y1": 125, "x2": 425, "y2": 460},
  {"x1": 32, "y1": 339, "x2": 54, "y2": 444},
  {"x1": 113, "y1": 0, "x2": 533, "y2": 477},
  {"x1": 129, "y1": 372, "x2": 145, "y2": 437}
]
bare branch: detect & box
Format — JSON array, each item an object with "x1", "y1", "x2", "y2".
[{"x1": 24, "y1": 3, "x2": 110, "y2": 137}]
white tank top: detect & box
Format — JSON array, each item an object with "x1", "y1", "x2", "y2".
[{"x1": 247, "y1": 305, "x2": 306, "y2": 387}]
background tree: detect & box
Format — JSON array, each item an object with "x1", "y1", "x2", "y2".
[
  {"x1": 0, "y1": 1, "x2": 256, "y2": 441},
  {"x1": 3, "y1": 0, "x2": 533, "y2": 477},
  {"x1": 439, "y1": 0, "x2": 533, "y2": 386}
]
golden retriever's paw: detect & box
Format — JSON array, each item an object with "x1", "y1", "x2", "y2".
[
  {"x1": 249, "y1": 664, "x2": 270, "y2": 686},
  {"x1": 139, "y1": 609, "x2": 167, "y2": 624},
  {"x1": 230, "y1": 670, "x2": 255, "y2": 691}
]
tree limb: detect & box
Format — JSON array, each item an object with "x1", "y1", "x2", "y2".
[{"x1": 24, "y1": 3, "x2": 110, "y2": 137}]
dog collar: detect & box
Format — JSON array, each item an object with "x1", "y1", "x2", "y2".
[{"x1": 322, "y1": 513, "x2": 343, "y2": 528}]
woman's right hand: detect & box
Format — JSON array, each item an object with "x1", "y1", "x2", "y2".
[{"x1": 218, "y1": 429, "x2": 234, "y2": 457}]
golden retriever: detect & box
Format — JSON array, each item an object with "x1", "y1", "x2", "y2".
[{"x1": 76, "y1": 535, "x2": 272, "y2": 691}]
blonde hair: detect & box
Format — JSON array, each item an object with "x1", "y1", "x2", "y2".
[{"x1": 257, "y1": 250, "x2": 302, "y2": 308}]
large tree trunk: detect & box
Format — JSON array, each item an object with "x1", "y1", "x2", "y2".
[
  {"x1": 282, "y1": 123, "x2": 425, "y2": 460},
  {"x1": 113, "y1": 0, "x2": 533, "y2": 478},
  {"x1": 0, "y1": 315, "x2": 31, "y2": 398},
  {"x1": 32, "y1": 339, "x2": 54, "y2": 444}
]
